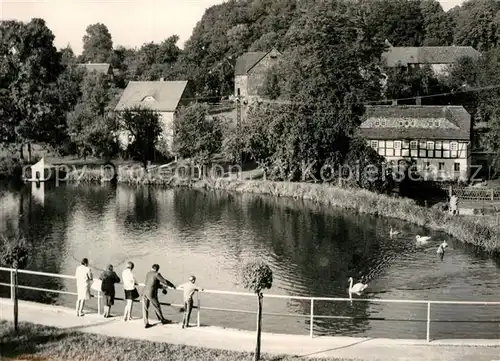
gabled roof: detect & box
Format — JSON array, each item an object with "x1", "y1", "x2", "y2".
[
  {"x1": 115, "y1": 80, "x2": 188, "y2": 112},
  {"x1": 77, "y1": 63, "x2": 112, "y2": 74},
  {"x1": 383, "y1": 46, "x2": 481, "y2": 67},
  {"x1": 358, "y1": 105, "x2": 471, "y2": 140},
  {"x1": 234, "y1": 48, "x2": 281, "y2": 76}
]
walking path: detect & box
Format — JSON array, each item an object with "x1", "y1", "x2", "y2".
[{"x1": 1, "y1": 299, "x2": 499, "y2": 361}]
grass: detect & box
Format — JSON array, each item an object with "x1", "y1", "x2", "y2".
[
  {"x1": 194, "y1": 178, "x2": 500, "y2": 254},
  {"x1": 0, "y1": 321, "x2": 352, "y2": 361}
]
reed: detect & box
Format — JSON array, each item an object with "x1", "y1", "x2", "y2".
[{"x1": 196, "y1": 179, "x2": 500, "y2": 254}]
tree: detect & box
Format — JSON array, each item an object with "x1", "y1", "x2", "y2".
[
  {"x1": 120, "y1": 106, "x2": 162, "y2": 168},
  {"x1": 0, "y1": 18, "x2": 65, "y2": 161},
  {"x1": 81, "y1": 23, "x2": 114, "y2": 63},
  {"x1": 241, "y1": 260, "x2": 273, "y2": 361},
  {"x1": 0, "y1": 235, "x2": 31, "y2": 333},
  {"x1": 173, "y1": 103, "x2": 224, "y2": 166}
]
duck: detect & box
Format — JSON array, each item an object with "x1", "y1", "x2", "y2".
[
  {"x1": 416, "y1": 235, "x2": 431, "y2": 244},
  {"x1": 389, "y1": 227, "x2": 400, "y2": 237},
  {"x1": 348, "y1": 277, "x2": 368, "y2": 296}
]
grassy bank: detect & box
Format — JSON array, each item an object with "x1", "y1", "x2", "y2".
[
  {"x1": 192, "y1": 179, "x2": 500, "y2": 254},
  {"x1": 0, "y1": 321, "x2": 350, "y2": 361}
]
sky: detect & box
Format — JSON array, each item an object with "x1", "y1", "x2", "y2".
[{"x1": 0, "y1": 0, "x2": 465, "y2": 55}]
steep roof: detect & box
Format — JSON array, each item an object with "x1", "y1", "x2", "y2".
[
  {"x1": 77, "y1": 63, "x2": 112, "y2": 74},
  {"x1": 115, "y1": 80, "x2": 188, "y2": 112},
  {"x1": 234, "y1": 51, "x2": 268, "y2": 75},
  {"x1": 383, "y1": 46, "x2": 481, "y2": 67},
  {"x1": 358, "y1": 105, "x2": 471, "y2": 140}
]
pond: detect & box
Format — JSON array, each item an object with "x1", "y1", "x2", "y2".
[{"x1": 0, "y1": 182, "x2": 499, "y2": 339}]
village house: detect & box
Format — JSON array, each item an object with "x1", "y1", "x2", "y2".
[
  {"x1": 114, "y1": 79, "x2": 193, "y2": 150},
  {"x1": 359, "y1": 105, "x2": 472, "y2": 182},
  {"x1": 382, "y1": 42, "x2": 481, "y2": 76},
  {"x1": 77, "y1": 62, "x2": 115, "y2": 80},
  {"x1": 234, "y1": 48, "x2": 281, "y2": 103}
]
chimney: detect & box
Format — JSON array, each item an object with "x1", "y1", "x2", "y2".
[{"x1": 416, "y1": 96, "x2": 421, "y2": 105}]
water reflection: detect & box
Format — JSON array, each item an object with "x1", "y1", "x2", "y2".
[{"x1": 0, "y1": 183, "x2": 499, "y2": 338}]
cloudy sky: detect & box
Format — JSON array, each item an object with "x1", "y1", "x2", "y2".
[{"x1": 0, "y1": 0, "x2": 465, "y2": 54}]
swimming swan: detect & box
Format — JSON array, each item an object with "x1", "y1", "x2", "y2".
[
  {"x1": 416, "y1": 235, "x2": 431, "y2": 244},
  {"x1": 348, "y1": 277, "x2": 368, "y2": 295},
  {"x1": 389, "y1": 227, "x2": 400, "y2": 237}
]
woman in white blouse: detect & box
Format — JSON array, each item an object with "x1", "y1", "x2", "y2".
[{"x1": 122, "y1": 261, "x2": 139, "y2": 321}]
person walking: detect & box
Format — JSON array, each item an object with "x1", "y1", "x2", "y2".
[
  {"x1": 122, "y1": 261, "x2": 139, "y2": 321},
  {"x1": 75, "y1": 258, "x2": 93, "y2": 317},
  {"x1": 142, "y1": 264, "x2": 176, "y2": 328},
  {"x1": 177, "y1": 275, "x2": 203, "y2": 328},
  {"x1": 99, "y1": 264, "x2": 120, "y2": 318},
  {"x1": 437, "y1": 240, "x2": 448, "y2": 262}
]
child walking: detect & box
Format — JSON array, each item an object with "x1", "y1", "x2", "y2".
[{"x1": 177, "y1": 275, "x2": 203, "y2": 328}]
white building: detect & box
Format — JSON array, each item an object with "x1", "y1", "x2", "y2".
[{"x1": 114, "y1": 79, "x2": 193, "y2": 150}]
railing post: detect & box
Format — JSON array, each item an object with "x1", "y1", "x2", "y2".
[
  {"x1": 310, "y1": 298, "x2": 314, "y2": 338},
  {"x1": 97, "y1": 290, "x2": 101, "y2": 315},
  {"x1": 426, "y1": 302, "x2": 431, "y2": 342},
  {"x1": 10, "y1": 269, "x2": 15, "y2": 302},
  {"x1": 197, "y1": 291, "x2": 201, "y2": 327}
]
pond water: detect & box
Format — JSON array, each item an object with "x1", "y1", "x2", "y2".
[{"x1": 0, "y1": 182, "x2": 499, "y2": 339}]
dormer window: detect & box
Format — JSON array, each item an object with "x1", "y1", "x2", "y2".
[
  {"x1": 434, "y1": 120, "x2": 440, "y2": 127},
  {"x1": 375, "y1": 119, "x2": 380, "y2": 126},
  {"x1": 142, "y1": 96, "x2": 155, "y2": 102},
  {"x1": 380, "y1": 119, "x2": 387, "y2": 126}
]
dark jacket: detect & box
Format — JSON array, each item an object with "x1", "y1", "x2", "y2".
[
  {"x1": 99, "y1": 270, "x2": 120, "y2": 296},
  {"x1": 143, "y1": 270, "x2": 175, "y2": 299}
]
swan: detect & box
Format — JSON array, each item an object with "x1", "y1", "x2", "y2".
[
  {"x1": 348, "y1": 277, "x2": 368, "y2": 295},
  {"x1": 389, "y1": 227, "x2": 400, "y2": 237},
  {"x1": 416, "y1": 235, "x2": 431, "y2": 244}
]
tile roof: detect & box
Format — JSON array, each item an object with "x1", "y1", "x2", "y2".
[
  {"x1": 77, "y1": 63, "x2": 112, "y2": 74},
  {"x1": 234, "y1": 51, "x2": 268, "y2": 75},
  {"x1": 358, "y1": 105, "x2": 471, "y2": 140},
  {"x1": 383, "y1": 46, "x2": 481, "y2": 67},
  {"x1": 114, "y1": 80, "x2": 189, "y2": 112}
]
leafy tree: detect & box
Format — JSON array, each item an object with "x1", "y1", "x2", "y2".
[
  {"x1": 0, "y1": 18, "x2": 65, "y2": 161},
  {"x1": 0, "y1": 235, "x2": 31, "y2": 333},
  {"x1": 241, "y1": 260, "x2": 273, "y2": 361},
  {"x1": 450, "y1": 0, "x2": 500, "y2": 51},
  {"x1": 81, "y1": 23, "x2": 114, "y2": 63},
  {"x1": 120, "y1": 106, "x2": 162, "y2": 169},
  {"x1": 172, "y1": 103, "x2": 224, "y2": 166}
]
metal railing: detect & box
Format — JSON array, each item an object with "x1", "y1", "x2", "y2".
[{"x1": 1, "y1": 266, "x2": 500, "y2": 342}]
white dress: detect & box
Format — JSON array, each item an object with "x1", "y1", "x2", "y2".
[{"x1": 75, "y1": 265, "x2": 93, "y2": 300}]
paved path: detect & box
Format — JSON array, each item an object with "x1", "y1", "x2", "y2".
[{"x1": 1, "y1": 299, "x2": 499, "y2": 361}]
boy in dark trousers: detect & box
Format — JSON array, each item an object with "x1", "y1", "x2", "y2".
[{"x1": 177, "y1": 275, "x2": 203, "y2": 328}]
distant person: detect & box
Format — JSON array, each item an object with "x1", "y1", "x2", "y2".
[
  {"x1": 75, "y1": 258, "x2": 93, "y2": 317},
  {"x1": 98, "y1": 264, "x2": 120, "y2": 318},
  {"x1": 177, "y1": 275, "x2": 203, "y2": 329},
  {"x1": 449, "y1": 193, "x2": 459, "y2": 216},
  {"x1": 142, "y1": 264, "x2": 176, "y2": 328},
  {"x1": 122, "y1": 261, "x2": 139, "y2": 322},
  {"x1": 437, "y1": 241, "x2": 448, "y2": 262}
]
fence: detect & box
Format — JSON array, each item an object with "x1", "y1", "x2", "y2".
[
  {"x1": 446, "y1": 185, "x2": 500, "y2": 201},
  {"x1": 1, "y1": 266, "x2": 499, "y2": 342}
]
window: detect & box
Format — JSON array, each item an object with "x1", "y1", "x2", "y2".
[
  {"x1": 434, "y1": 120, "x2": 440, "y2": 127},
  {"x1": 402, "y1": 149, "x2": 410, "y2": 157},
  {"x1": 443, "y1": 141, "x2": 450, "y2": 150},
  {"x1": 419, "y1": 140, "x2": 426, "y2": 149},
  {"x1": 427, "y1": 150, "x2": 434, "y2": 158},
  {"x1": 454, "y1": 162, "x2": 460, "y2": 172},
  {"x1": 450, "y1": 142, "x2": 458, "y2": 151},
  {"x1": 435, "y1": 141, "x2": 443, "y2": 150},
  {"x1": 380, "y1": 119, "x2": 387, "y2": 126},
  {"x1": 386, "y1": 140, "x2": 394, "y2": 148},
  {"x1": 427, "y1": 141, "x2": 435, "y2": 150},
  {"x1": 443, "y1": 150, "x2": 450, "y2": 158},
  {"x1": 394, "y1": 141, "x2": 402, "y2": 149},
  {"x1": 371, "y1": 140, "x2": 378, "y2": 148},
  {"x1": 237, "y1": 88, "x2": 241, "y2": 96},
  {"x1": 435, "y1": 150, "x2": 442, "y2": 158},
  {"x1": 403, "y1": 140, "x2": 410, "y2": 149},
  {"x1": 419, "y1": 149, "x2": 426, "y2": 157},
  {"x1": 375, "y1": 119, "x2": 380, "y2": 126},
  {"x1": 378, "y1": 140, "x2": 385, "y2": 148},
  {"x1": 438, "y1": 162, "x2": 445, "y2": 170},
  {"x1": 410, "y1": 141, "x2": 418, "y2": 149}
]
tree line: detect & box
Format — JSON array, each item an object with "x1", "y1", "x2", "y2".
[{"x1": 2, "y1": 0, "x2": 500, "y2": 191}]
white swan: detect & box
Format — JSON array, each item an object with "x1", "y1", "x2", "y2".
[
  {"x1": 348, "y1": 277, "x2": 368, "y2": 296},
  {"x1": 389, "y1": 227, "x2": 400, "y2": 237},
  {"x1": 416, "y1": 235, "x2": 431, "y2": 244}
]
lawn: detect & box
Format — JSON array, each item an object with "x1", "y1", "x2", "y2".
[{"x1": 0, "y1": 321, "x2": 353, "y2": 361}]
